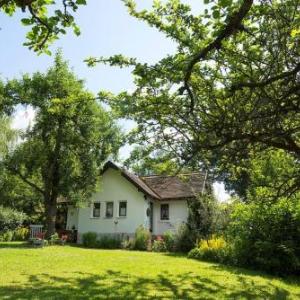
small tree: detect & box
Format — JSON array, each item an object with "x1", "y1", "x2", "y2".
[{"x1": 187, "y1": 193, "x2": 217, "y2": 241}]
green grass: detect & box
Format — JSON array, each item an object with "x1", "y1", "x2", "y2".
[{"x1": 0, "y1": 242, "x2": 299, "y2": 299}]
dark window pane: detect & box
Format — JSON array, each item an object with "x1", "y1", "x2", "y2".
[
  {"x1": 160, "y1": 204, "x2": 169, "y2": 220},
  {"x1": 119, "y1": 201, "x2": 127, "y2": 217},
  {"x1": 93, "y1": 202, "x2": 100, "y2": 218},
  {"x1": 106, "y1": 202, "x2": 114, "y2": 218}
]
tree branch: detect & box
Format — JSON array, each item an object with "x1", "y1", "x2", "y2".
[
  {"x1": 8, "y1": 166, "x2": 45, "y2": 196},
  {"x1": 28, "y1": 4, "x2": 52, "y2": 50},
  {"x1": 231, "y1": 62, "x2": 300, "y2": 91},
  {"x1": 181, "y1": 0, "x2": 253, "y2": 110}
]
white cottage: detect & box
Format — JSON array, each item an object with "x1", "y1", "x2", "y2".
[{"x1": 66, "y1": 161, "x2": 206, "y2": 242}]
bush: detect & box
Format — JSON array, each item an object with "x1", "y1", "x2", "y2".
[
  {"x1": 0, "y1": 206, "x2": 26, "y2": 232},
  {"x1": 13, "y1": 227, "x2": 29, "y2": 241},
  {"x1": 173, "y1": 223, "x2": 195, "y2": 252},
  {"x1": 163, "y1": 231, "x2": 175, "y2": 251},
  {"x1": 97, "y1": 235, "x2": 122, "y2": 249},
  {"x1": 82, "y1": 232, "x2": 122, "y2": 249},
  {"x1": 188, "y1": 236, "x2": 228, "y2": 263},
  {"x1": 122, "y1": 237, "x2": 135, "y2": 250},
  {"x1": 152, "y1": 236, "x2": 167, "y2": 252},
  {"x1": 49, "y1": 233, "x2": 60, "y2": 245},
  {"x1": 82, "y1": 232, "x2": 98, "y2": 248},
  {"x1": 0, "y1": 230, "x2": 14, "y2": 242},
  {"x1": 226, "y1": 198, "x2": 300, "y2": 275},
  {"x1": 133, "y1": 225, "x2": 151, "y2": 251}
]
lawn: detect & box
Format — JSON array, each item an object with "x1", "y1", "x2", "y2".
[{"x1": 0, "y1": 243, "x2": 299, "y2": 299}]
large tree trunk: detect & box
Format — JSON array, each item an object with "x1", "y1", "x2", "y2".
[{"x1": 45, "y1": 196, "x2": 57, "y2": 238}]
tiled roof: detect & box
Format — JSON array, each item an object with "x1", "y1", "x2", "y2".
[
  {"x1": 102, "y1": 161, "x2": 206, "y2": 200},
  {"x1": 142, "y1": 173, "x2": 206, "y2": 200}
]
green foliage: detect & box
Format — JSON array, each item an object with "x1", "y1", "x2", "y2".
[
  {"x1": 13, "y1": 227, "x2": 29, "y2": 241},
  {"x1": 82, "y1": 232, "x2": 98, "y2": 248},
  {"x1": 226, "y1": 198, "x2": 300, "y2": 275},
  {"x1": 49, "y1": 233, "x2": 60, "y2": 245},
  {"x1": 0, "y1": 230, "x2": 13, "y2": 242},
  {"x1": 124, "y1": 146, "x2": 181, "y2": 176},
  {"x1": 2, "y1": 52, "x2": 122, "y2": 236},
  {"x1": 121, "y1": 237, "x2": 135, "y2": 250},
  {"x1": 163, "y1": 231, "x2": 175, "y2": 252},
  {"x1": 0, "y1": 116, "x2": 18, "y2": 159},
  {"x1": 187, "y1": 193, "x2": 217, "y2": 240},
  {"x1": 173, "y1": 223, "x2": 195, "y2": 252},
  {"x1": 1, "y1": 0, "x2": 86, "y2": 53},
  {"x1": 82, "y1": 232, "x2": 122, "y2": 249},
  {"x1": 188, "y1": 236, "x2": 227, "y2": 263},
  {"x1": 133, "y1": 225, "x2": 151, "y2": 251},
  {"x1": 0, "y1": 206, "x2": 26, "y2": 232},
  {"x1": 152, "y1": 239, "x2": 167, "y2": 252},
  {"x1": 221, "y1": 150, "x2": 300, "y2": 200},
  {"x1": 92, "y1": 0, "x2": 300, "y2": 196},
  {"x1": 96, "y1": 236, "x2": 122, "y2": 249}
]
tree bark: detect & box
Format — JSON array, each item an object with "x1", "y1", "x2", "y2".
[{"x1": 45, "y1": 195, "x2": 57, "y2": 238}]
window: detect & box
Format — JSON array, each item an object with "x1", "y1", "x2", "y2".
[
  {"x1": 160, "y1": 204, "x2": 169, "y2": 220},
  {"x1": 119, "y1": 201, "x2": 127, "y2": 217},
  {"x1": 106, "y1": 202, "x2": 114, "y2": 218},
  {"x1": 92, "y1": 202, "x2": 101, "y2": 218}
]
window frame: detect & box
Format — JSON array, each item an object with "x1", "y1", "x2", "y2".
[
  {"x1": 91, "y1": 201, "x2": 101, "y2": 218},
  {"x1": 160, "y1": 203, "x2": 169, "y2": 221},
  {"x1": 118, "y1": 201, "x2": 127, "y2": 218},
  {"x1": 105, "y1": 201, "x2": 114, "y2": 218}
]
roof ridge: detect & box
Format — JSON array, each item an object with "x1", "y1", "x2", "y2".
[{"x1": 142, "y1": 172, "x2": 204, "y2": 179}]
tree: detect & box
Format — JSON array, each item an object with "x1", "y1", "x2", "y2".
[
  {"x1": 0, "y1": 0, "x2": 86, "y2": 53},
  {"x1": 187, "y1": 193, "x2": 217, "y2": 240},
  {"x1": 124, "y1": 146, "x2": 182, "y2": 176},
  {"x1": 0, "y1": 116, "x2": 18, "y2": 159},
  {"x1": 88, "y1": 0, "x2": 300, "y2": 196},
  {"x1": 220, "y1": 149, "x2": 300, "y2": 200},
  {"x1": 2, "y1": 52, "x2": 122, "y2": 237}
]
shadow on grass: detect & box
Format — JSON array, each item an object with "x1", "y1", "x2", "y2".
[
  {"x1": 0, "y1": 268, "x2": 298, "y2": 300},
  {"x1": 0, "y1": 242, "x2": 30, "y2": 249}
]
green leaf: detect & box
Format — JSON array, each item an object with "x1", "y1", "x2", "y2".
[
  {"x1": 21, "y1": 18, "x2": 32, "y2": 26},
  {"x1": 76, "y1": 0, "x2": 87, "y2": 5},
  {"x1": 212, "y1": 10, "x2": 220, "y2": 19}
]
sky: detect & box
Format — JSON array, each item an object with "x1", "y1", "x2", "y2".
[{"x1": 0, "y1": 0, "x2": 230, "y2": 201}]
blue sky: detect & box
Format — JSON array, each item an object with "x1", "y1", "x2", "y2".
[{"x1": 0, "y1": 0, "x2": 229, "y2": 201}]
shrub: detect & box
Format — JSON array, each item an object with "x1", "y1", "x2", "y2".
[
  {"x1": 226, "y1": 198, "x2": 300, "y2": 275},
  {"x1": 0, "y1": 206, "x2": 26, "y2": 231},
  {"x1": 97, "y1": 235, "x2": 122, "y2": 249},
  {"x1": 188, "y1": 236, "x2": 228, "y2": 263},
  {"x1": 152, "y1": 239, "x2": 167, "y2": 252},
  {"x1": 82, "y1": 232, "x2": 98, "y2": 248},
  {"x1": 173, "y1": 223, "x2": 195, "y2": 252},
  {"x1": 163, "y1": 231, "x2": 175, "y2": 251},
  {"x1": 13, "y1": 227, "x2": 29, "y2": 241},
  {"x1": 49, "y1": 233, "x2": 60, "y2": 245},
  {"x1": 122, "y1": 237, "x2": 135, "y2": 250},
  {"x1": 0, "y1": 230, "x2": 14, "y2": 242},
  {"x1": 133, "y1": 225, "x2": 151, "y2": 251}
]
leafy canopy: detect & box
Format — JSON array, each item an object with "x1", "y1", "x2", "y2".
[
  {"x1": 88, "y1": 0, "x2": 300, "y2": 194},
  {"x1": 0, "y1": 0, "x2": 87, "y2": 53},
  {"x1": 1, "y1": 52, "x2": 122, "y2": 235}
]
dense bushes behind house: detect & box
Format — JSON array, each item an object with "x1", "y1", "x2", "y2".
[{"x1": 0, "y1": 206, "x2": 27, "y2": 241}]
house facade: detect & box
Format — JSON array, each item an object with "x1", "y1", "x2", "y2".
[{"x1": 66, "y1": 161, "x2": 206, "y2": 242}]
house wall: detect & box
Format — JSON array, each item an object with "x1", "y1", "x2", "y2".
[
  {"x1": 73, "y1": 168, "x2": 149, "y2": 242},
  {"x1": 66, "y1": 206, "x2": 79, "y2": 230},
  {"x1": 152, "y1": 200, "x2": 188, "y2": 235}
]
